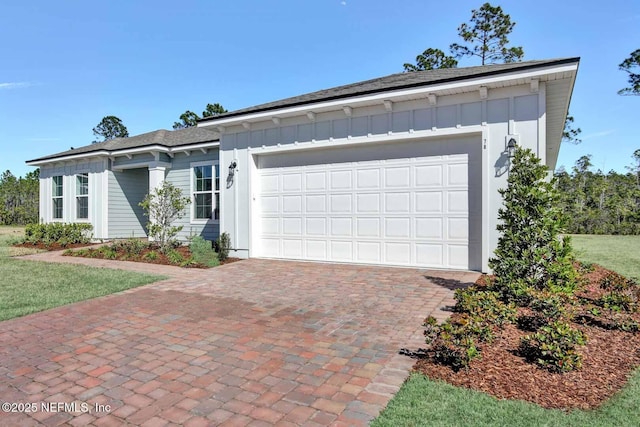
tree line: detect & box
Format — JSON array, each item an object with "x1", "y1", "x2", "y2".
[
  {"x1": 0, "y1": 170, "x2": 39, "y2": 225},
  {"x1": 555, "y1": 151, "x2": 640, "y2": 235}
]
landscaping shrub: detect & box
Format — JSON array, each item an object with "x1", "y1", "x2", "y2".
[
  {"x1": 24, "y1": 223, "x2": 93, "y2": 246},
  {"x1": 166, "y1": 249, "x2": 185, "y2": 265},
  {"x1": 189, "y1": 236, "x2": 219, "y2": 267},
  {"x1": 216, "y1": 232, "x2": 231, "y2": 262},
  {"x1": 139, "y1": 181, "x2": 190, "y2": 253},
  {"x1": 143, "y1": 250, "x2": 159, "y2": 261},
  {"x1": 520, "y1": 321, "x2": 587, "y2": 373},
  {"x1": 111, "y1": 239, "x2": 149, "y2": 257},
  {"x1": 454, "y1": 287, "x2": 517, "y2": 326},
  {"x1": 488, "y1": 148, "x2": 578, "y2": 300}
]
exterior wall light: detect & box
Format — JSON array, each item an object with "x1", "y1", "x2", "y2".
[
  {"x1": 228, "y1": 161, "x2": 237, "y2": 178},
  {"x1": 507, "y1": 138, "x2": 517, "y2": 158}
]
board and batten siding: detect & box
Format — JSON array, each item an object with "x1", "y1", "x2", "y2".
[
  {"x1": 38, "y1": 159, "x2": 109, "y2": 238},
  {"x1": 165, "y1": 151, "x2": 220, "y2": 242},
  {"x1": 107, "y1": 168, "x2": 149, "y2": 238},
  {"x1": 216, "y1": 83, "x2": 546, "y2": 271}
]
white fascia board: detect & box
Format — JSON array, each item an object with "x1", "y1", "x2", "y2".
[
  {"x1": 200, "y1": 63, "x2": 579, "y2": 128},
  {"x1": 26, "y1": 141, "x2": 220, "y2": 167},
  {"x1": 250, "y1": 126, "x2": 483, "y2": 156}
]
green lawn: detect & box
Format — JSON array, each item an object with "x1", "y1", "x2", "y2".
[
  {"x1": 374, "y1": 234, "x2": 640, "y2": 427},
  {"x1": 571, "y1": 234, "x2": 640, "y2": 280},
  {"x1": 0, "y1": 226, "x2": 166, "y2": 321}
]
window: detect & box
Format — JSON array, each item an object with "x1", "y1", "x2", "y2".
[
  {"x1": 52, "y1": 176, "x2": 63, "y2": 219},
  {"x1": 192, "y1": 163, "x2": 219, "y2": 221},
  {"x1": 76, "y1": 173, "x2": 89, "y2": 219}
]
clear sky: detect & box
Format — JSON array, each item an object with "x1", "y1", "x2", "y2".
[{"x1": 1, "y1": 0, "x2": 638, "y2": 178}]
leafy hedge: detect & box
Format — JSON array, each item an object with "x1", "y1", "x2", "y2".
[{"x1": 24, "y1": 223, "x2": 93, "y2": 246}]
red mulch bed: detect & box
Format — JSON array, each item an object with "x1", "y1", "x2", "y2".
[
  {"x1": 413, "y1": 264, "x2": 640, "y2": 410},
  {"x1": 15, "y1": 241, "x2": 241, "y2": 268},
  {"x1": 14, "y1": 242, "x2": 95, "y2": 251}
]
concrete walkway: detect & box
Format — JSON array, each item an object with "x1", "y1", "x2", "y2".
[{"x1": 1, "y1": 251, "x2": 479, "y2": 426}]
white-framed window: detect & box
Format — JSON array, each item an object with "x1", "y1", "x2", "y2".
[
  {"x1": 52, "y1": 176, "x2": 63, "y2": 219},
  {"x1": 76, "y1": 173, "x2": 89, "y2": 220},
  {"x1": 191, "y1": 161, "x2": 219, "y2": 222}
]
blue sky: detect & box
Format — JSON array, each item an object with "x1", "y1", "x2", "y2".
[{"x1": 1, "y1": 0, "x2": 638, "y2": 178}]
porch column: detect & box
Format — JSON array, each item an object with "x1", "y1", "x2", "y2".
[{"x1": 148, "y1": 166, "x2": 166, "y2": 193}]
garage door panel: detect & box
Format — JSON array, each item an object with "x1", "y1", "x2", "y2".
[
  {"x1": 283, "y1": 195, "x2": 302, "y2": 213},
  {"x1": 385, "y1": 192, "x2": 411, "y2": 213},
  {"x1": 416, "y1": 244, "x2": 444, "y2": 267},
  {"x1": 357, "y1": 242, "x2": 381, "y2": 262},
  {"x1": 356, "y1": 193, "x2": 380, "y2": 213},
  {"x1": 305, "y1": 172, "x2": 326, "y2": 191},
  {"x1": 330, "y1": 194, "x2": 352, "y2": 213},
  {"x1": 415, "y1": 192, "x2": 443, "y2": 213},
  {"x1": 385, "y1": 167, "x2": 411, "y2": 188},
  {"x1": 256, "y1": 141, "x2": 473, "y2": 269},
  {"x1": 282, "y1": 217, "x2": 302, "y2": 235},
  {"x1": 261, "y1": 196, "x2": 279, "y2": 213},
  {"x1": 305, "y1": 217, "x2": 326, "y2": 235},
  {"x1": 416, "y1": 218, "x2": 443, "y2": 239},
  {"x1": 447, "y1": 218, "x2": 468, "y2": 240},
  {"x1": 306, "y1": 240, "x2": 327, "y2": 259},
  {"x1": 330, "y1": 218, "x2": 352, "y2": 237},
  {"x1": 330, "y1": 170, "x2": 352, "y2": 189},
  {"x1": 306, "y1": 195, "x2": 326, "y2": 213},
  {"x1": 447, "y1": 163, "x2": 468, "y2": 186},
  {"x1": 283, "y1": 173, "x2": 302, "y2": 191},
  {"x1": 385, "y1": 242, "x2": 411, "y2": 264},
  {"x1": 331, "y1": 241, "x2": 352, "y2": 260},
  {"x1": 356, "y1": 218, "x2": 380, "y2": 237},
  {"x1": 447, "y1": 191, "x2": 468, "y2": 212},
  {"x1": 357, "y1": 169, "x2": 380, "y2": 189},
  {"x1": 385, "y1": 218, "x2": 410, "y2": 238}
]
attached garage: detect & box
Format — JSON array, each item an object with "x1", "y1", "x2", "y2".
[
  {"x1": 253, "y1": 136, "x2": 482, "y2": 270},
  {"x1": 200, "y1": 58, "x2": 579, "y2": 272}
]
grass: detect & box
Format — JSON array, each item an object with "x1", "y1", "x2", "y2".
[
  {"x1": 0, "y1": 226, "x2": 167, "y2": 321},
  {"x1": 374, "y1": 234, "x2": 640, "y2": 427},
  {"x1": 571, "y1": 234, "x2": 640, "y2": 281}
]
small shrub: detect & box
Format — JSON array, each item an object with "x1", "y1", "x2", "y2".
[
  {"x1": 520, "y1": 321, "x2": 587, "y2": 373},
  {"x1": 166, "y1": 249, "x2": 185, "y2": 265},
  {"x1": 189, "y1": 236, "x2": 219, "y2": 268},
  {"x1": 423, "y1": 314, "x2": 493, "y2": 371},
  {"x1": 143, "y1": 250, "x2": 159, "y2": 261},
  {"x1": 216, "y1": 232, "x2": 231, "y2": 262},
  {"x1": 139, "y1": 181, "x2": 190, "y2": 253},
  {"x1": 112, "y1": 239, "x2": 148, "y2": 257},
  {"x1": 454, "y1": 288, "x2": 517, "y2": 326},
  {"x1": 596, "y1": 272, "x2": 639, "y2": 313},
  {"x1": 24, "y1": 223, "x2": 93, "y2": 245},
  {"x1": 100, "y1": 247, "x2": 118, "y2": 260}
]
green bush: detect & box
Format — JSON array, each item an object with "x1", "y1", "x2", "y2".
[
  {"x1": 143, "y1": 250, "x2": 159, "y2": 261},
  {"x1": 216, "y1": 232, "x2": 231, "y2": 262},
  {"x1": 597, "y1": 272, "x2": 639, "y2": 313},
  {"x1": 454, "y1": 288, "x2": 517, "y2": 326},
  {"x1": 423, "y1": 315, "x2": 493, "y2": 371},
  {"x1": 520, "y1": 321, "x2": 587, "y2": 373},
  {"x1": 24, "y1": 223, "x2": 93, "y2": 246},
  {"x1": 111, "y1": 239, "x2": 149, "y2": 257},
  {"x1": 166, "y1": 249, "x2": 185, "y2": 265},
  {"x1": 189, "y1": 236, "x2": 219, "y2": 268}
]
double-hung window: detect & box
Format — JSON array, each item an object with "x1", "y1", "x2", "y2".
[
  {"x1": 52, "y1": 176, "x2": 63, "y2": 219},
  {"x1": 192, "y1": 162, "x2": 220, "y2": 221},
  {"x1": 76, "y1": 173, "x2": 89, "y2": 220}
]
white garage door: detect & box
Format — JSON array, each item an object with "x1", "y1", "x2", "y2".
[{"x1": 255, "y1": 150, "x2": 470, "y2": 269}]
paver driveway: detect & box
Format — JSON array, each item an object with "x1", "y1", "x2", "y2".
[{"x1": 1, "y1": 254, "x2": 479, "y2": 426}]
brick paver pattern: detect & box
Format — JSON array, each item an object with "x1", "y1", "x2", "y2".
[{"x1": 1, "y1": 251, "x2": 479, "y2": 426}]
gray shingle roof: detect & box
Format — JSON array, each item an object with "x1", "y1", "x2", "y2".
[
  {"x1": 27, "y1": 126, "x2": 219, "y2": 163},
  {"x1": 201, "y1": 58, "x2": 579, "y2": 121}
]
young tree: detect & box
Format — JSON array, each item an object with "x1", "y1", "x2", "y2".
[
  {"x1": 92, "y1": 116, "x2": 129, "y2": 143},
  {"x1": 403, "y1": 48, "x2": 458, "y2": 72},
  {"x1": 139, "y1": 181, "x2": 190, "y2": 253},
  {"x1": 202, "y1": 103, "x2": 227, "y2": 118},
  {"x1": 618, "y1": 49, "x2": 640, "y2": 96},
  {"x1": 562, "y1": 114, "x2": 582, "y2": 144},
  {"x1": 450, "y1": 2, "x2": 524, "y2": 65},
  {"x1": 172, "y1": 103, "x2": 227, "y2": 129},
  {"x1": 489, "y1": 147, "x2": 577, "y2": 301},
  {"x1": 173, "y1": 111, "x2": 200, "y2": 130}
]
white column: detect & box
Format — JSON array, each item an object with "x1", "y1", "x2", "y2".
[{"x1": 148, "y1": 166, "x2": 166, "y2": 193}]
